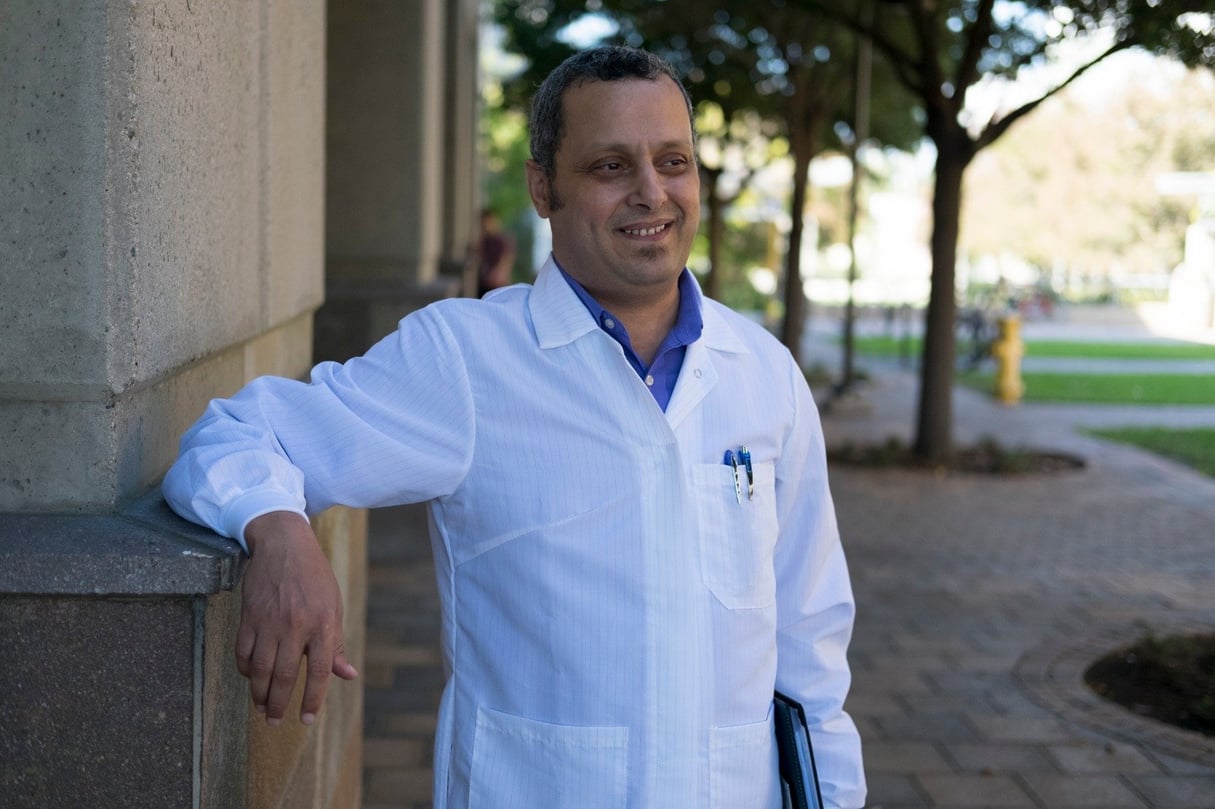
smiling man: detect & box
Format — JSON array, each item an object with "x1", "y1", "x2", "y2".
[
  {"x1": 164, "y1": 46, "x2": 865, "y2": 808},
  {"x1": 528, "y1": 62, "x2": 699, "y2": 363}
]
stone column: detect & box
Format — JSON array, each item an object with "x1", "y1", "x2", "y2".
[
  {"x1": 444, "y1": 0, "x2": 485, "y2": 292},
  {"x1": 0, "y1": 3, "x2": 365, "y2": 807},
  {"x1": 317, "y1": 0, "x2": 475, "y2": 362}
]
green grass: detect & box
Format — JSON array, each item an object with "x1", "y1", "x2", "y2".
[
  {"x1": 1084, "y1": 427, "x2": 1215, "y2": 477},
  {"x1": 851, "y1": 336, "x2": 1215, "y2": 360},
  {"x1": 850, "y1": 336, "x2": 922, "y2": 356},
  {"x1": 959, "y1": 372, "x2": 1215, "y2": 405},
  {"x1": 1020, "y1": 341, "x2": 1215, "y2": 360},
  {"x1": 853, "y1": 334, "x2": 1215, "y2": 475}
]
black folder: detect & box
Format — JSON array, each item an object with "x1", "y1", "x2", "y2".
[{"x1": 774, "y1": 691, "x2": 824, "y2": 809}]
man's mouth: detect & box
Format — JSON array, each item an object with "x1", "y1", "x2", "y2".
[{"x1": 621, "y1": 223, "x2": 670, "y2": 237}]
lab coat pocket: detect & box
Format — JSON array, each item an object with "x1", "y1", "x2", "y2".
[
  {"x1": 469, "y1": 705, "x2": 628, "y2": 809},
  {"x1": 710, "y1": 709, "x2": 781, "y2": 808},
  {"x1": 693, "y1": 461, "x2": 778, "y2": 609}
]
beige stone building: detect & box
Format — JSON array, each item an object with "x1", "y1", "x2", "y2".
[{"x1": 0, "y1": 1, "x2": 481, "y2": 806}]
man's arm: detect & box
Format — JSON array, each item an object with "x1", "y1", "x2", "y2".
[
  {"x1": 772, "y1": 363, "x2": 867, "y2": 808},
  {"x1": 163, "y1": 306, "x2": 476, "y2": 725}
]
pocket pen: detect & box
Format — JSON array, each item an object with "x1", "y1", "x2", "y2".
[
  {"x1": 738, "y1": 446, "x2": 754, "y2": 500},
  {"x1": 723, "y1": 449, "x2": 742, "y2": 504}
]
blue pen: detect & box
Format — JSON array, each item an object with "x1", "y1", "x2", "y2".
[
  {"x1": 723, "y1": 449, "x2": 742, "y2": 504},
  {"x1": 739, "y1": 446, "x2": 754, "y2": 500}
]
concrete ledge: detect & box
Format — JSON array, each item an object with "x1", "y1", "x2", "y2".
[{"x1": 0, "y1": 491, "x2": 243, "y2": 596}]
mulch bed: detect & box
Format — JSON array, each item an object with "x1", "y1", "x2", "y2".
[
  {"x1": 1084, "y1": 633, "x2": 1215, "y2": 738},
  {"x1": 827, "y1": 437, "x2": 1086, "y2": 475}
]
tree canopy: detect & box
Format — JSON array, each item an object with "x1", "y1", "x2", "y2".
[
  {"x1": 963, "y1": 57, "x2": 1215, "y2": 295},
  {"x1": 793, "y1": 0, "x2": 1215, "y2": 461},
  {"x1": 490, "y1": 0, "x2": 1215, "y2": 461},
  {"x1": 494, "y1": 0, "x2": 919, "y2": 363}
]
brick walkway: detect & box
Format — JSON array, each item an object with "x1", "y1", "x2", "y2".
[
  {"x1": 820, "y1": 366, "x2": 1215, "y2": 809},
  {"x1": 359, "y1": 342, "x2": 1215, "y2": 808},
  {"x1": 361, "y1": 501, "x2": 442, "y2": 809}
]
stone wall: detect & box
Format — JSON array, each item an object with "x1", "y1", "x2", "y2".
[
  {"x1": 1, "y1": 1, "x2": 326, "y2": 512},
  {"x1": 2, "y1": 0, "x2": 478, "y2": 801}
]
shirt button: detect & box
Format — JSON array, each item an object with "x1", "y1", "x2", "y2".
[
  {"x1": 694, "y1": 368, "x2": 703, "y2": 378},
  {"x1": 604, "y1": 318, "x2": 616, "y2": 329},
  {"x1": 645, "y1": 375, "x2": 655, "y2": 387}
]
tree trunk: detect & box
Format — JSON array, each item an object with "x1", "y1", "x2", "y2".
[
  {"x1": 780, "y1": 141, "x2": 814, "y2": 366},
  {"x1": 912, "y1": 139, "x2": 967, "y2": 464}
]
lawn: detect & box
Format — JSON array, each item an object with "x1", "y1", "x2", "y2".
[
  {"x1": 851, "y1": 336, "x2": 1215, "y2": 360},
  {"x1": 959, "y1": 371, "x2": 1215, "y2": 405},
  {"x1": 854, "y1": 335, "x2": 1215, "y2": 477},
  {"x1": 1017, "y1": 340, "x2": 1215, "y2": 360},
  {"x1": 1084, "y1": 427, "x2": 1215, "y2": 477},
  {"x1": 954, "y1": 372, "x2": 1215, "y2": 476}
]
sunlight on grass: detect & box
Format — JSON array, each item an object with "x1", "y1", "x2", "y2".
[
  {"x1": 851, "y1": 336, "x2": 1215, "y2": 360},
  {"x1": 1021, "y1": 341, "x2": 1215, "y2": 360},
  {"x1": 850, "y1": 336, "x2": 921, "y2": 356},
  {"x1": 1084, "y1": 427, "x2": 1215, "y2": 477},
  {"x1": 959, "y1": 372, "x2": 1215, "y2": 405}
]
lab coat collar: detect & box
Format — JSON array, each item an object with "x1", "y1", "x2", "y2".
[
  {"x1": 531, "y1": 256, "x2": 602, "y2": 349},
  {"x1": 529, "y1": 254, "x2": 750, "y2": 357},
  {"x1": 529, "y1": 255, "x2": 752, "y2": 429}
]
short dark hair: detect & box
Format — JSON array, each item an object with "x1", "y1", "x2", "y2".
[{"x1": 528, "y1": 46, "x2": 695, "y2": 179}]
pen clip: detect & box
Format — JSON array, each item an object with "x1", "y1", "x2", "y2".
[
  {"x1": 739, "y1": 446, "x2": 754, "y2": 500},
  {"x1": 723, "y1": 449, "x2": 742, "y2": 504}
]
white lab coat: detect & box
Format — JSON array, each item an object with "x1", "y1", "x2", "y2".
[{"x1": 163, "y1": 257, "x2": 866, "y2": 808}]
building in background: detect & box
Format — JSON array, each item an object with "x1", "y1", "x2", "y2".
[{"x1": 1159, "y1": 172, "x2": 1215, "y2": 335}]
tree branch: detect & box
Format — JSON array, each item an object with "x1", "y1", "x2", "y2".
[
  {"x1": 790, "y1": 0, "x2": 922, "y2": 93},
  {"x1": 954, "y1": 0, "x2": 996, "y2": 98},
  {"x1": 975, "y1": 39, "x2": 1135, "y2": 151}
]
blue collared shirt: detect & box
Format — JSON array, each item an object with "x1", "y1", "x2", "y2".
[{"x1": 557, "y1": 265, "x2": 704, "y2": 411}]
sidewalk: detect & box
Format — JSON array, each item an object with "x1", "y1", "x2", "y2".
[
  {"x1": 818, "y1": 367, "x2": 1215, "y2": 808},
  {"x1": 359, "y1": 336, "x2": 1215, "y2": 808}
]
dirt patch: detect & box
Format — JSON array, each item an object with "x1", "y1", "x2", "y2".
[
  {"x1": 1084, "y1": 632, "x2": 1215, "y2": 738},
  {"x1": 827, "y1": 435, "x2": 1086, "y2": 475}
]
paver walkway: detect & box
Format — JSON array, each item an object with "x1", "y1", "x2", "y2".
[
  {"x1": 359, "y1": 318, "x2": 1215, "y2": 809},
  {"x1": 820, "y1": 368, "x2": 1215, "y2": 808}
]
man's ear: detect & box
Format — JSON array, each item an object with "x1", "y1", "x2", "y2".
[{"x1": 525, "y1": 159, "x2": 552, "y2": 218}]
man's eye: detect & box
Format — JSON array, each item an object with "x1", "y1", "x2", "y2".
[{"x1": 595, "y1": 161, "x2": 625, "y2": 172}]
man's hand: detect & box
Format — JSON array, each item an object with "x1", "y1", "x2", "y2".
[{"x1": 236, "y1": 511, "x2": 359, "y2": 726}]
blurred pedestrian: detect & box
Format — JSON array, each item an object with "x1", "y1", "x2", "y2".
[{"x1": 477, "y1": 207, "x2": 515, "y2": 296}]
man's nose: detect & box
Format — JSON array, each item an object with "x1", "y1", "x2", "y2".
[{"x1": 629, "y1": 163, "x2": 667, "y2": 209}]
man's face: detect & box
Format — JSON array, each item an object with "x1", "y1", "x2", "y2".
[{"x1": 527, "y1": 77, "x2": 700, "y2": 309}]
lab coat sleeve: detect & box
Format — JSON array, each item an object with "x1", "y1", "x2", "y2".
[
  {"x1": 163, "y1": 305, "x2": 476, "y2": 549},
  {"x1": 772, "y1": 359, "x2": 866, "y2": 809}
]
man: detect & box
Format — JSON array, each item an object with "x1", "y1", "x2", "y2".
[{"x1": 164, "y1": 46, "x2": 865, "y2": 808}]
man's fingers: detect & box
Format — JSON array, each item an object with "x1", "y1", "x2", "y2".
[
  {"x1": 263, "y1": 652, "x2": 303, "y2": 725},
  {"x1": 333, "y1": 644, "x2": 359, "y2": 681},
  {"x1": 237, "y1": 625, "x2": 357, "y2": 725},
  {"x1": 234, "y1": 623, "x2": 256, "y2": 680},
  {"x1": 299, "y1": 638, "x2": 335, "y2": 725},
  {"x1": 242, "y1": 633, "x2": 353, "y2": 726},
  {"x1": 246, "y1": 636, "x2": 284, "y2": 716}
]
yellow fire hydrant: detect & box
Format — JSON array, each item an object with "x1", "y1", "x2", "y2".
[{"x1": 991, "y1": 314, "x2": 1024, "y2": 404}]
